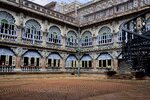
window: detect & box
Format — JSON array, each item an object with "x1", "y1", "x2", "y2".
[
  {"x1": 81, "y1": 31, "x2": 93, "y2": 47},
  {"x1": 23, "y1": 19, "x2": 42, "y2": 42},
  {"x1": 0, "y1": 11, "x2": 16, "y2": 40},
  {"x1": 23, "y1": 51, "x2": 41, "y2": 67},
  {"x1": 24, "y1": 57, "x2": 28, "y2": 66},
  {"x1": 103, "y1": 60, "x2": 106, "y2": 67},
  {"x1": 66, "y1": 31, "x2": 77, "y2": 47},
  {"x1": 108, "y1": 60, "x2": 111, "y2": 66},
  {"x1": 97, "y1": 27, "x2": 113, "y2": 45},
  {"x1": 81, "y1": 54, "x2": 92, "y2": 68},
  {"x1": 97, "y1": 54, "x2": 112, "y2": 68},
  {"x1": 118, "y1": 31, "x2": 122, "y2": 42},
  {"x1": 47, "y1": 26, "x2": 61, "y2": 44},
  {"x1": 47, "y1": 53, "x2": 61, "y2": 68}
]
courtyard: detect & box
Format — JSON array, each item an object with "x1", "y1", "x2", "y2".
[{"x1": 0, "y1": 75, "x2": 150, "y2": 100}]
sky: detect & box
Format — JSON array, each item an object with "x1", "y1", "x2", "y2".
[{"x1": 29, "y1": 0, "x2": 92, "y2": 5}]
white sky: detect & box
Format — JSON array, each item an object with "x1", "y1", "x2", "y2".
[{"x1": 29, "y1": 0, "x2": 92, "y2": 5}]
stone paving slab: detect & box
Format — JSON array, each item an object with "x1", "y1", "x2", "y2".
[{"x1": 0, "y1": 76, "x2": 150, "y2": 100}]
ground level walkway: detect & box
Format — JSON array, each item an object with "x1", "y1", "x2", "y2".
[{"x1": 0, "y1": 75, "x2": 150, "y2": 100}]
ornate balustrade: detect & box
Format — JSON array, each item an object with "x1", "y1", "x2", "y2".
[
  {"x1": 80, "y1": 0, "x2": 150, "y2": 26},
  {"x1": 21, "y1": 66, "x2": 41, "y2": 72},
  {"x1": 46, "y1": 67, "x2": 61, "y2": 72},
  {"x1": 0, "y1": 66, "x2": 15, "y2": 72}
]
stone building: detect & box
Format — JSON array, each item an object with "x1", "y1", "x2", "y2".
[{"x1": 0, "y1": 0, "x2": 150, "y2": 73}]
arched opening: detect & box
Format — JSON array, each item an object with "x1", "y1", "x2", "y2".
[
  {"x1": 66, "y1": 31, "x2": 77, "y2": 47},
  {"x1": 0, "y1": 11, "x2": 17, "y2": 40},
  {"x1": 97, "y1": 53, "x2": 113, "y2": 69},
  {"x1": 97, "y1": 26, "x2": 113, "y2": 45},
  {"x1": 23, "y1": 19, "x2": 42, "y2": 43},
  {"x1": 22, "y1": 50, "x2": 41, "y2": 71},
  {"x1": 47, "y1": 26, "x2": 61, "y2": 44},
  {"x1": 81, "y1": 54, "x2": 92, "y2": 68},
  {"x1": 47, "y1": 52, "x2": 61, "y2": 68},
  {"x1": 81, "y1": 31, "x2": 92, "y2": 47},
  {"x1": 0, "y1": 47, "x2": 16, "y2": 72},
  {"x1": 66, "y1": 54, "x2": 77, "y2": 68}
]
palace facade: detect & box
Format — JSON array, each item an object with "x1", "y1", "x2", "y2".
[{"x1": 0, "y1": 0, "x2": 150, "y2": 73}]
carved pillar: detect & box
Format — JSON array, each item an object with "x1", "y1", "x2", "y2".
[
  {"x1": 41, "y1": 57, "x2": 46, "y2": 70},
  {"x1": 60, "y1": 59, "x2": 65, "y2": 70},
  {"x1": 16, "y1": 55, "x2": 21, "y2": 69},
  {"x1": 113, "y1": 58, "x2": 118, "y2": 71},
  {"x1": 92, "y1": 60, "x2": 97, "y2": 69},
  {"x1": 42, "y1": 32, "x2": 47, "y2": 47},
  {"x1": 113, "y1": 32, "x2": 118, "y2": 48}
]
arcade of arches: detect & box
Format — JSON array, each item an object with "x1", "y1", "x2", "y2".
[
  {"x1": 0, "y1": 47, "x2": 119, "y2": 72},
  {"x1": 0, "y1": 2, "x2": 150, "y2": 73}
]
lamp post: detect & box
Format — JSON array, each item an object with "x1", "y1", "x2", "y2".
[
  {"x1": 77, "y1": 27, "x2": 81, "y2": 77},
  {"x1": 74, "y1": 0, "x2": 81, "y2": 77}
]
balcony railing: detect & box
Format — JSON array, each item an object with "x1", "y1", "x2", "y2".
[
  {"x1": 21, "y1": 67, "x2": 41, "y2": 72},
  {"x1": 0, "y1": 66, "x2": 15, "y2": 72},
  {"x1": 46, "y1": 67, "x2": 61, "y2": 72}
]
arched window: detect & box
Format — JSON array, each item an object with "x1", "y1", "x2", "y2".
[
  {"x1": 97, "y1": 27, "x2": 113, "y2": 45},
  {"x1": 66, "y1": 31, "x2": 77, "y2": 47},
  {"x1": 47, "y1": 53, "x2": 61, "y2": 68},
  {"x1": 81, "y1": 54, "x2": 92, "y2": 68},
  {"x1": 47, "y1": 26, "x2": 61, "y2": 45},
  {"x1": 146, "y1": 17, "x2": 150, "y2": 31},
  {"x1": 0, "y1": 11, "x2": 17, "y2": 40},
  {"x1": 97, "y1": 53, "x2": 112, "y2": 68},
  {"x1": 0, "y1": 47, "x2": 16, "y2": 69},
  {"x1": 23, "y1": 19, "x2": 42, "y2": 42},
  {"x1": 81, "y1": 31, "x2": 92, "y2": 47},
  {"x1": 66, "y1": 55, "x2": 77, "y2": 68},
  {"x1": 22, "y1": 50, "x2": 41, "y2": 67}
]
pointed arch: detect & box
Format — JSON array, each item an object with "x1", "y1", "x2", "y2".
[
  {"x1": 47, "y1": 52, "x2": 62, "y2": 68},
  {"x1": 47, "y1": 25, "x2": 62, "y2": 44},
  {"x1": 0, "y1": 47, "x2": 16, "y2": 67},
  {"x1": 80, "y1": 54, "x2": 92, "y2": 68},
  {"x1": 25, "y1": 19, "x2": 41, "y2": 30},
  {"x1": 66, "y1": 54, "x2": 77, "y2": 68},
  {"x1": 0, "y1": 11, "x2": 15, "y2": 24},
  {"x1": 0, "y1": 11, "x2": 17, "y2": 40},
  {"x1": 23, "y1": 19, "x2": 42, "y2": 41},
  {"x1": 22, "y1": 50, "x2": 42, "y2": 67},
  {"x1": 97, "y1": 53, "x2": 113, "y2": 68},
  {"x1": 66, "y1": 30, "x2": 77, "y2": 47},
  {"x1": 81, "y1": 31, "x2": 93, "y2": 47},
  {"x1": 97, "y1": 26, "x2": 113, "y2": 45}
]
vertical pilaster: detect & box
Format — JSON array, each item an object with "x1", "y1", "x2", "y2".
[
  {"x1": 16, "y1": 56, "x2": 21, "y2": 69},
  {"x1": 60, "y1": 60, "x2": 65, "y2": 70},
  {"x1": 92, "y1": 60, "x2": 97, "y2": 70},
  {"x1": 113, "y1": 58, "x2": 118, "y2": 71}
]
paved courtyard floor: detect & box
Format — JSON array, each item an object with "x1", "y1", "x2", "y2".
[{"x1": 0, "y1": 75, "x2": 150, "y2": 100}]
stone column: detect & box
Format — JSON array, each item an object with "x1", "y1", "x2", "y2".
[
  {"x1": 40, "y1": 57, "x2": 46, "y2": 72},
  {"x1": 15, "y1": 55, "x2": 21, "y2": 72},
  {"x1": 60, "y1": 59, "x2": 65, "y2": 71},
  {"x1": 113, "y1": 33, "x2": 118, "y2": 48},
  {"x1": 113, "y1": 58, "x2": 118, "y2": 71},
  {"x1": 42, "y1": 32, "x2": 48, "y2": 47},
  {"x1": 92, "y1": 60, "x2": 97, "y2": 71}
]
